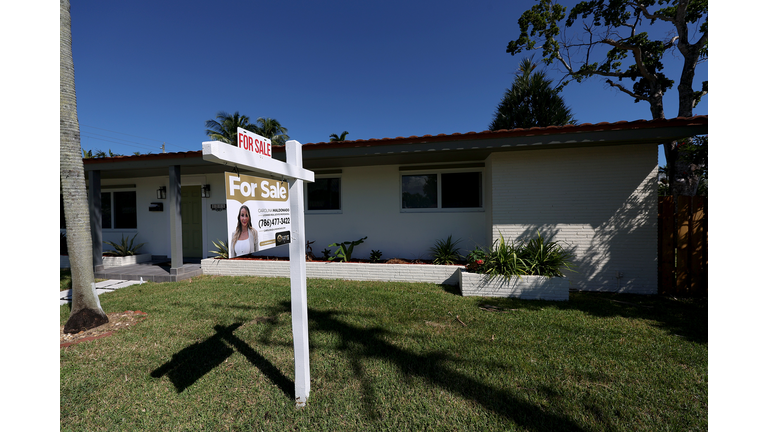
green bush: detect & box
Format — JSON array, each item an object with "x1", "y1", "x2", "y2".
[
  {"x1": 429, "y1": 235, "x2": 462, "y2": 265},
  {"x1": 467, "y1": 231, "x2": 575, "y2": 279},
  {"x1": 518, "y1": 231, "x2": 575, "y2": 277},
  {"x1": 369, "y1": 249, "x2": 383, "y2": 263}
]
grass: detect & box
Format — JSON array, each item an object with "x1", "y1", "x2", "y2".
[{"x1": 60, "y1": 275, "x2": 707, "y2": 431}]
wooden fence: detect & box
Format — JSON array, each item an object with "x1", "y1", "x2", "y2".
[{"x1": 658, "y1": 196, "x2": 708, "y2": 296}]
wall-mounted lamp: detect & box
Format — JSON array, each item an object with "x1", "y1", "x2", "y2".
[
  {"x1": 156, "y1": 186, "x2": 167, "y2": 200},
  {"x1": 202, "y1": 184, "x2": 211, "y2": 198}
]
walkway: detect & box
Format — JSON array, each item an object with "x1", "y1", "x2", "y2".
[
  {"x1": 93, "y1": 259, "x2": 203, "y2": 283},
  {"x1": 60, "y1": 258, "x2": 204, "y2": 306},
  {"x1": 60, "y1": 279, "x2": 145, "y2": 306}
]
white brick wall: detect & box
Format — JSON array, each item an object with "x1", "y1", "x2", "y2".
[
  {"x1": 460, "y1": 273, "x2": 570, "y2": 301},
  {"x1": 202, "y1": 258, "x2": 462, "y2": 285},
  {"x1": 487, "y1": 144, "x2": 658, "y2": 294}
]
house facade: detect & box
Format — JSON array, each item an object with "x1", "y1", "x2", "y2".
[{"x1": 78, "y1": 116, "x2": 707, "y2": 294}]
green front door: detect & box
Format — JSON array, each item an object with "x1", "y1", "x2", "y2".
[{"x1": 181, "y1": 186, "x2": 203, "y2": 258}]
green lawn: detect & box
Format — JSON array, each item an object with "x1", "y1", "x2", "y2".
[{"x1": 60, "y1": 275, "x2": 707, "y2": 431}]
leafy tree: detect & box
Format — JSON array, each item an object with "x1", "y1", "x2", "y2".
[
  {"x1": 254, "y1": 117, "x2": 289, "y2": 146},
  {"x1": 206, "y1": 112, "x2": 289, "y2": 147},
  {"x1": 661, "y1": 134, "x2": 706, "y2": 196},
  {"x1": 61, "y1": 0, "x2": 109, "y2": 333},
  {"x1": 506, "y1": 0, "x2": 707, "y2": 196},
  {"x1": 330, "y1": 131, "x2": 350, "y2": 141},
  {"x1": 489, "y1": 57, "x2": 576, "y2": 130},
  {"x1": 205, "y1": 111, "x2": 259, "y2": 145}
]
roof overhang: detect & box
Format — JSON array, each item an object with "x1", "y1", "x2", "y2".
[{"x1": 84, "y1": 116, "x2": 707, "y2": 178}]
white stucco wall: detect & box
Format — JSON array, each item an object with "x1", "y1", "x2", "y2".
[
  {"x1": 94, "y1": 143, "x2": 659, "y2": 295},
  {"x1": 100, "y1": 173, "x2": 229, "y2": 259},
  {"x1": 487, "y1": 144, "x2": 659, "y2": 294},
  {"x1": 249, "y1": 164, "x2": 488, "y2": 261}
]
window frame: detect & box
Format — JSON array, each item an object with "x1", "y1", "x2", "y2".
[
  {"x1": 399, "y1": 166, "x2": 484, "y2": 213},
  {"x1": 101, "y1": 187, "x2": 138, "y2": 230},
  {"x1": 304, "y1": 171, "x2": 343, "y2": 214}
]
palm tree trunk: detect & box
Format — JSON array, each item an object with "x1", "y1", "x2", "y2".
[{"x1": 61, "y1": 0, "x2": 108, "y2": 333}]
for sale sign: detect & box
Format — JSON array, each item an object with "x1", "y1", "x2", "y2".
[
  {"x1": 225, "y1": 171, "x2": 291, "y2": 257},
  {"x1": 237, "y1": 127, "x2": 272, "y2": 158}
]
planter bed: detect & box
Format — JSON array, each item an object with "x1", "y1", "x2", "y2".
[
  {"x1": 60, "y1": 253, "x2": 153, "y2": 269},
  {"x1": 460, "y1": 271, "x2": 569, "y2": 301},
  {"x1": 102, "y1": 253, "x2": 152, "y2": 268},
  {"x1": 201, "y1": 257, "x2": 462, "y2": 286}
]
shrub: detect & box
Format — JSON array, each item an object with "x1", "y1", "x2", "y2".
[
  {"x1": 103, "y1": 233, "x2": 146, "y2": 257},
  {"x1": 429, "y1": 235, "x2": 462, "y2": 265},
  {"x1": 467, "y1": 231, "x2": 575, "y2": 279},
  {"x1": 482, "y1": 233, "x2": 525, "y2": 279},
  {"x1": 465, "y1": 246, "x2": 486, "y2": 272},
  {"x1": 518, "y1": 231, "x2": 576, "y2": 277},
  {"x1": 328, "y1": 237, "x2": 367, "y2": 262},
  {"x1": 369, "y1": 249, "x2": 383, "y2": 263}
]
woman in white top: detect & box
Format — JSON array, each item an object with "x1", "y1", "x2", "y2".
[{"x1": 230, "y1": 205, "x2": 259, "y2": 257}]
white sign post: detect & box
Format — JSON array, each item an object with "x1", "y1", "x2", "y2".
[{"x1": 203, "y1": 130, "x2": 314, "y2": 407}]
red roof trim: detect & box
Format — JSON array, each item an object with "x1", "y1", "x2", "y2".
[{"x1": 83, "y1": 116, "x2": 707, "y2": 163}]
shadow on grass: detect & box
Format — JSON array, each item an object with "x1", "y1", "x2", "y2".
[
  {"x1": 306, "y1": 303, "x2": 586, "y2": 431},
  {"x1": 473, "y1": 291, "x2": 707, "y2": 344},
  {"x1": 150, "y1": 322, "x2": 293, "y2": 397}
]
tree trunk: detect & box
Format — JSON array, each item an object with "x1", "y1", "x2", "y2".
[{"x1": 61, "y1": 0, "x2": 108, "y2": 333}]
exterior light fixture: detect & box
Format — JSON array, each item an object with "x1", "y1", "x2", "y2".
[
  {"x1": 202, "y1": 184, "x2": 211, "y2": 198},
  {"x1": 157, "y1": 186, "x2": 167, "y2": 199}
]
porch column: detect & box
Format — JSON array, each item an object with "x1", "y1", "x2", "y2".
[
  {"x1": 88, "y1": 170, "x2": 103, "y2": 272},
  {"x1": 169, "y1": 165, "x2": 183, "y2": 269}
]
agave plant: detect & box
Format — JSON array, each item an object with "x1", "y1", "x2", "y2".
[
  {"x1": 209, "y1": 239, "x2": 229, "y2": 259},
  {"x1": 103, "y1": 233, "x2": 146, "y2": 257}
]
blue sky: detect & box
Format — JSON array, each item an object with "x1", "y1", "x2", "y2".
[{"x1": 65, "y1": 0, "x2": 707, "y2": 166}]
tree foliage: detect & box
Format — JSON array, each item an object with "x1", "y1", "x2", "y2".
[
  {"x1": 506, "y1": 0, "x2": 707, "y2": 119},
  {"x1": 490, "y1": 57, "x2": 576, "y2": 130},
  {"x1": 205, "y1": 111, "x2": 259, "y2": 145},
  {"x1": 506, "y1": 0, "x2": 707, "y2": 196},
  {"x1": 665, "y1": 134, "x2": 707, "y2": 196},
  {"x1": 329, "y1": 131, "x2": 349, "y2": 141},
  {"x1": 205, "y1": 112, "x2": 290, "y2": 146},
  {"x1": 254, "y1": 117, "x2": 289, "y2": 146}
]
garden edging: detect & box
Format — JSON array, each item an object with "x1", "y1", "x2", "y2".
[
  {"x1": 201, "y1": 258, "x2": 462, "y2": 286},
  {"x1": 459, "y1": 271, "x2": 570, "y2": 301},
  {"x1": 60, "y1": 253, "x2": 152, "y2": 269}
]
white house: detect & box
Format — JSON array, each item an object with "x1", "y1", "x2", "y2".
[{"x1": 78, "y1": 116, "x2": 707, "y2": 294}]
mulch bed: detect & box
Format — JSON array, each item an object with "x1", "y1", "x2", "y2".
[{"x1": 60, "y1": 310, "x2": 148, "y2": 348}]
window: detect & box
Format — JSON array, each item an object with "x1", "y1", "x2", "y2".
[
  {"x1": 401, "y1": 170, "x2": 482, "y2": 211},
  {"x1": 307, "y1": 175, "x2": 341, "y2": 211},
  {"x1": 102, "y1": 190, "x2": 137, "y2": 229}
]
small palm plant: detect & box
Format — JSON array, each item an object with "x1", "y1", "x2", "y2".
[
  {"x1": 103, "y1": 233, "x2": 146, "y2": 257},
  {"x1": 429, "y1": 235, "x2": 462, "y2": 265}
]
